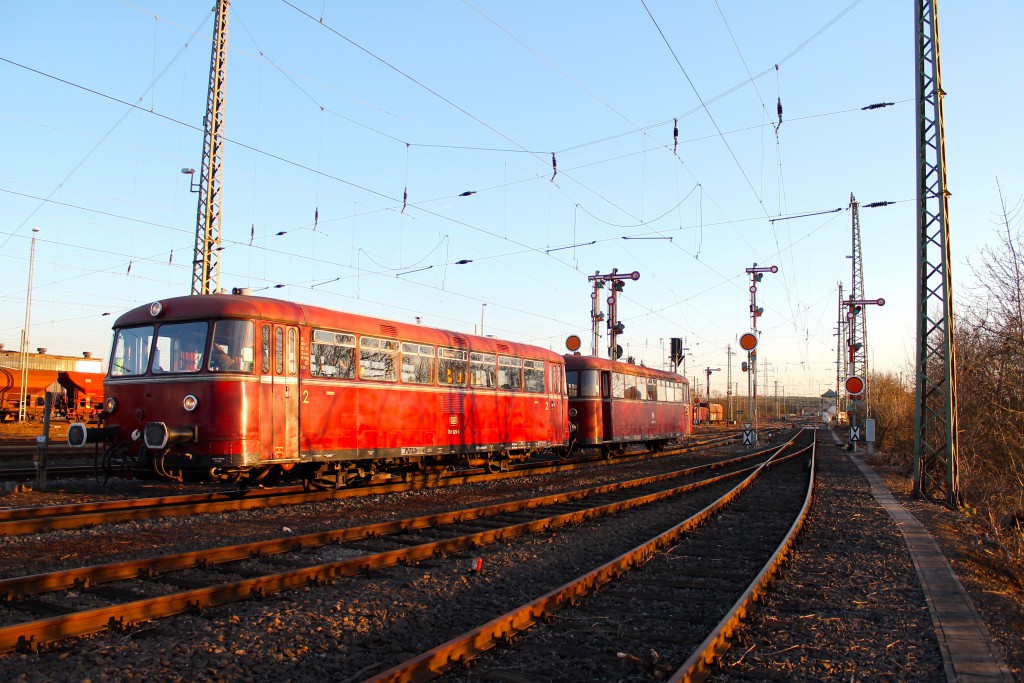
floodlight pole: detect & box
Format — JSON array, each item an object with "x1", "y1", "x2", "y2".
[{"x1": 18, "y1": 227, "x2": 39, "y2": 422}]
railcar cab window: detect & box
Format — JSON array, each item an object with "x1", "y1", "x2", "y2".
[
  {"x1": 523, "y1": 359, "x2": 545, "y2": 393},
  {"x1": 152, "y1": 322, "x2": 208, "y2": 374},
  {"x1": 438, "y1": 348, "x2": 467, "y2": 386},
  {"x1": 401, "y1": 343, "x2": 434, "y2": 384},
  {"x1": 209, "y1": 320, "x2": 255, "y2": 373},
  {"x1": 498, "y1": 356, "x2": 523, "y2": 391},
  {"x1": 311, "y1": 330, "x2": 356, "y2": 378},
  {"x1": 360, "y1": 337, "x2": 398, "y2": 382},
  {"x1": 110, "y1": 325, "x2": 155, "y2": 377},
  {"x1": 470, "y1": 352, "x2": 496, "y2": 388},
  {"x1": 574, "y1": 369, "x2": 599, "y2": 398}
]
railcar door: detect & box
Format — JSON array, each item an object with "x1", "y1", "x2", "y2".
[
  {"x1": 263, "y1": 324, "x2": 300, "y2": 461},
  {"x1": 548, "y1": 362, "x2": 565, "y2": 442},
  {"x1": 601, "y1": 370, "x2": 613, "y2": 440}
]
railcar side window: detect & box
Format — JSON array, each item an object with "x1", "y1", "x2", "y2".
[
  {"x1": 647, "y1": 380, "x2": 657, "y2": 401},
  {"x1": 311, "y1": 330, "x2": 356, "y2": 378},
  {"x1": 438, "y1": 348, "x2": 467, "y2": 385},
  {"x1": 523, "y1": 359, "x2": 544, "y2": 393},
  {"x1": 360, "y1": 337, "x2": 398, "y2": 382},
  {"x1": 261, "y1": 325, "x2": 271, "y2": 374},
  {"x1": 611, "y1": 372, "x2": 626, "y2": 399},
  {"x1": 110, "y1": 325, "x2": 154, "y2": 377},
  {"x1": 470, "y1": 352, "x2": 496, "y2": 388},
  {"x1": 275, "y1": 328, "x2": 284, "y2": 375},
  {"x1": 498, "y1": 356, "x2": 523, "y2": 391},
  {"x1": 209, "y1": 320, "x2": 255, "y2": 373},
  {"x1": 151, "y1": 322, "x2": 208, "y2": 374},
  {"x1": 287, "y1": 328, "x2": 298, "y2": 376},
  {"x1": 565, "y1": 370, "x2": 579, "y2": 397},
  {"x1": 401, "y1": 343, "x2": 434, "y2": 384}
]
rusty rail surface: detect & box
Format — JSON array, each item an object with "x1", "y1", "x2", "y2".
[
  {"x1": 365, "y1": 430, "x2": 813, "y2": 682},
  {"x1": 0, "y1": 438, "x2": 800, "y2": 654},
  {"x1": 668, "y1": 430, "x2": 817, "y2": 682},
  {"x1": 0, "y1": 433, "x2": 749, "y2": 536}
]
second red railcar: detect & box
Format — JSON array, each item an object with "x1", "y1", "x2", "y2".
[{"x1": 564, "y1": 354, "x2": 692, "y2": 454}]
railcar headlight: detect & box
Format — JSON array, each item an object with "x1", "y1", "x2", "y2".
[
  {"x1": 182, "y1": 394, "x2": 199, "y2": 412},
  {"x1": 105, "y1": 397, "x2": 118, "y2": 414},
  {"x1": 149, "y1": 301, "x2": 164, "y2": 317},
  {"x1": 568, "y1": 408, "x2": 578, "y2": 418}
]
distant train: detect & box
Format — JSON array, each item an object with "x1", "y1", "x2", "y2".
[
  {"x1": 69, "y1": 291, "x2": 693, "y2": 485},
  {"x1": 0, "y1": 367, "x2": 104, "y2": 423},
  {"x1": 694, "y1": 402, "x2": 725, "y2": 425}
]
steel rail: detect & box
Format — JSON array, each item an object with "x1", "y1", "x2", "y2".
[
  {"x1": 669, "y1": 430, "x2": 816, "y2": 681},
  {"x1": 365, "y1": 430, "x2": 811, "y2": 682},
  {"x1": 0, "y1": 445, "x2": 794, "y2": 600},
  {"x1": 0, "y1": 441, "x2": 798, "y2": 653},
  {"x1": 0, "y1": 434, "x2": 749, "y2": 536}
]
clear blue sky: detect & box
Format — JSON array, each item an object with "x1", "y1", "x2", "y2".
[{"x1": 1, "y1": 1, "x2": 1021, "y2": 398}]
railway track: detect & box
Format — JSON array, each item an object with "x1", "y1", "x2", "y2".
[
  {"x1": 375, "y1": 428, "x2": 815, "y2": 682},
  {"x1": 0, "y1": 429, "x2": 808, "y2": 665},
  {"x1": 0, "y1": 433, "x2": 744, "y2": 536}
]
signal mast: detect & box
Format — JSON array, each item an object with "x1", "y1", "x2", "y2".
[{"x1": 588, "y1": 269, "x2": 639, "y2": 358}]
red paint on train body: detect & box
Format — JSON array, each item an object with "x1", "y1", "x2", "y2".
[
  {"x1": 564, "y1": 354, "x2": 692, "y2": 451},
  {"x1": 82, "y1": 292, "x2": 568, "y2": 482}
]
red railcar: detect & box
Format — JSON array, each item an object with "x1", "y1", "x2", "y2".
[
  {"x1": 564, "y1": 354, "x2": 692, "y2": 454},
  {"x1": 69, "y1": 292, "x2": 568, "y2": 484}
]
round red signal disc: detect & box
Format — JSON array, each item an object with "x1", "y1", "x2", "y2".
[
  {"x1": 739, "y1": 332, "x2": 757, "y2": 351},
  {"x1": 845, "y1": 375, "x2": 865, "y2": 396},
  {"x1": 565, "y1": 335, "x2": 581, "y2": 352}
]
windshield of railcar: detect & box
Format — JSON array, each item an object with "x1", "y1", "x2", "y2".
[
  {"x1": 209, "y1": 320, "x2": 255, "y2": 373},
  {"x1": 152, "y1": 322, "x2": 209, "y2": 374},
  {"x1": 109, "y1": 325, "x2": 154, "y2": 377}
]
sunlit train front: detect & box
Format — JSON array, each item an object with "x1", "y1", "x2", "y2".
[
  {"x1": 68, "y1": 291, "x2": 569, "y2": 485},
  {"x1": 67, "y1": 294, "x2": 275, "y2": 481}
]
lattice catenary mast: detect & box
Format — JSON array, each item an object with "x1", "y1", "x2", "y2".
[
  {"x1": 913, "y1": 0, "x2": 960, "y2": 506},
  {"x1": 191, "y1": 0, "x2": 230, "y2": 296},
  {"x1": 848, "y1": 194, "x2": 868, "y2": 415}
]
